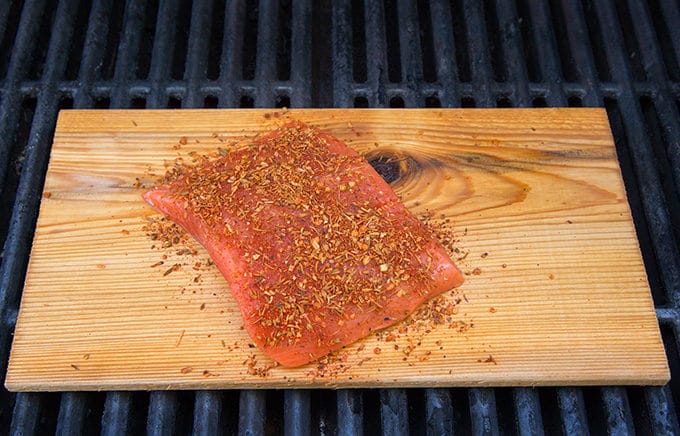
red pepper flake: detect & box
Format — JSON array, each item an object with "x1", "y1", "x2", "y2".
[
  {"x1": 175, "y1": 329, "x2": 185, "y2": 347},
  {"x1": 179, "y1": 136, "x2": 187, "y2": 145},
  {"x1": 489, "y1": 307, "x2": 496, "y2": 313},
  {"x1": 43, "y1": 191, "x2": 52, "y2": 199},
  {"x1": 96, "y1": 264, "x2": 106, "y2": 269},
  {"x1": 472, "y1": 268, "x2": 482, "y2": 275},
  {"x1": 373, "y1": 347, "x2": 381, "y2": 354},
  {"x1": 483, "y1": 355, "x2": 497, "y2": 365},
  {"x1": 181, "y1": 367, "x2": 193, "y2": 374},
  {"x1": 163, "y1": 263, "x2": 181, "y2": 276},
  {"x1": 121, "y1": 229, "x2": 130, "y2": 235},
  {"x1": 202, "y1": 370, "x2": 211, "y2": 376},
  {"x1": 548, "y1": 273, "x2": 555, "y2": 280}
]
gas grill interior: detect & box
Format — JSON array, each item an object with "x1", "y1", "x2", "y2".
[{"x1": 1, "y1": 0, "x2": 680, "y2": 434}]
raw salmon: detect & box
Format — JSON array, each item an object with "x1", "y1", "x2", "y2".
[{"x1": 143, "y1": 121, "x2": 463, "y2": 366}]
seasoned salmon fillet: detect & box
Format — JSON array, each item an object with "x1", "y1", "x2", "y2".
[{"x1": 143, "y1": 121, "x2": 463, "y2": 366}]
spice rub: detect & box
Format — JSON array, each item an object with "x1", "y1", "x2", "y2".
[{"x1": 143, "y1": 121, "x2": 464, "y2": 366}]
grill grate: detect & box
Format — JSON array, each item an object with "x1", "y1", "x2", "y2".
[{"x1": 1, "y1": 0, "x2": 679, "y2": 433}]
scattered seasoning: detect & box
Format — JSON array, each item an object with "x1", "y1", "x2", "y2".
[
  {"x1": 549, "y1": 273, "x2": 555, "y2": 280},
  {"x1": 131, "y1": 120, "x2": 138, "y2": 126},
  {"x1": 43, "y1": 191, "x2": 52, "y2": 199},
  {"x1": 175, "y1": 329, "x2": 185, "y2": 347},
  {"x1": 96, "y1": 264, "x2": 106, "y2": 269},
  {"x1": 121, "y1": 229, "x2": 130, "y2": 235},
  {"x1": 163, "y1": 263, "x2": 181, "y2": 276},
  {"x1": 141, "y1": 121, "x2": 477, "y2": 371},
  {"x1": 181, "y1": 367, "x2": 193, "y2": 374},
  {"x1": 373, "y1": 347, "x2": 381, "y2": 354},
  {"x1": 245, "y1": 354, "x2": 278, "y2": 377},
  {"x1": 501, "y1": 263, "x2": 507, "y2": 269},
  {"x1": 150, "y1": 261, "x2": 164, "y2": 268},
  {"x1": 179, "y1": 136, "x2": 188, "y2": 145},
  {"x1": 200, "y1": 303, "x2": 206, "y2": 310},
  {"x1": 71, "y1": 364, "x2": 80, "y2": 370},
  {"x1": 479, "y1": 355, "x2": 497, "y2": 365},
  {"x1": 472, "y1": 268, "x2": 482, "y2": 275},
  {"x1": 489, "y1": 307, "x2": 496, "y2": 313},
  {"x1": 480, "y1": 252, "x2": 488, "y2": 258}
]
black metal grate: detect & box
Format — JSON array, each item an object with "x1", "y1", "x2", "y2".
[{"x1": 0, "y1": 0, "x2": 679, "y2": 434}]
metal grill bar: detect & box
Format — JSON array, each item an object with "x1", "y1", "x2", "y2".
[
  {"x1": 0, "y1": 0, "x2": 46, "y2": 197},
  {"x1": 493, "y1": 0, "x2": 530, "y2": 106},
  {"x1": 10, "y1": 393, "x2": 42, "y2": 435},
  {"x1": 254, "y1": 0, "x2": 279, "y2": 107},
  {"x1": 337, "y1": 390, "x2": 363, "y2": 436},
  {"x1": 146, "y1": 0, "x2": 180, "y2": 108},
  {"x1": 428, "y1": 0, "x2": 458, "y2": 107},
  {"x1": 218, "y1": 0, "x2": 245, "y2": 108},
  {"x1": 55, "y1": 392, "x2": 88, "y2": 436},
  {"x1": 0, "y1": 2, "x2": 12, "y2": 48},
  {"x1": 290, "y1": 0, "x2": 312, "y2": 108},
  {"x1": 424, "y1": 388, "x2": 453, "y2": 435},
  {"x1": 395, "y1": 0, "x2": 422, "y2": 106},
  {"x1": 331, "y1": 0, "x2": 352, "y2": 108},
  {"x1": 364, "y1": 0, "x2": 388, "y2": 107},
  {"x1": 184, "y1": 0, "x2": 213, "y2": 108},
  {"x1": 462, "y1": 0, "x2": 493, "y2": 107},
  {"x1": 525, "y1": 0, "x2": 567, "y2": 105},
  {"x1": 512, "y1": 388, "x2": 544, "y2": 435},
  {"x1": 657, "y1": 0, "x2": 680, "y2": 69},
  {"x1": 110, "y1": 0, "x2": 146, "y2": 108},
  {"x1": 8, "y1": 78, "x2": 680, "y2": 109},
  {"x1": 192, "y1": 391, "x2": 222, "y2": 436},
  {"x1": 645, "y1": 385, "x2": 680, "y2": 432},
  {"x1": 73, "y1": 0, "x2": 114, "y2": 108},
  {"x1": 468, "y1": 388, "x2": 499, "y2": 435},
  {"x1": 284, "y1": 390, "x2": 311, "y2": 436},
  {"x1": 101, "y1": 392, "x2": 134, "y2": 436},
  {"x1": 146, "y1": 392, "x2": 179, "y2": 435},
  {"x1": 559, "y1": 0, "x2": 601, "y2": 107},
  {"x1": 600, "y1": 387, "x2": 635, "y2": 434},
  {"x1": 238, "y1": 390, "x2": 266, "y2": 435},
  {"x1": 380, "y1": 389, "x2": 409, "y2": 435},
  {"x1": 556, "y1": 388, "x2": 588, "y2": 434},
  {"x1": 2, "y1": 5, "x2": 79, "y2": 433}
]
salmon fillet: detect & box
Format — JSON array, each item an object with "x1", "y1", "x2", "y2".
[{"x1": 143, "y1": 121, "x2": 463, "y2": 367}]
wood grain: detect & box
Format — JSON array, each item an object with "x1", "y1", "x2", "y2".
[{"x1": 5, "y1": 108, "x2": 669, "y2": 391}]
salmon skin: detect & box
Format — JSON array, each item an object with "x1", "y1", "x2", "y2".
[{"x1": 143, "y1": 121, "x2": 463, "y2": 367}]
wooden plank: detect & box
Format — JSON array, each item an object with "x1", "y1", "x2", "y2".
[{"x1": 5, "y1": 108, "x2": 669, "y2": 391}]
